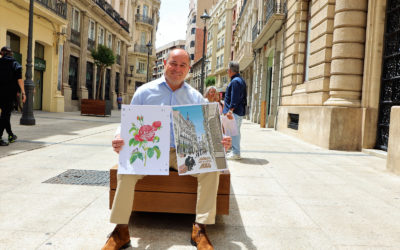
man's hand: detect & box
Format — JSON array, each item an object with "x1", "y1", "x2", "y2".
[
  {"x1": 221, "y1": 136, "x2": 232, "y2": 151},
  {"x1": 226, "y1": 110, "x2": 234, "y2": 120},
  {"x1": 21, "y1": 93, "x2": 26, "y2": 103},
  {"x1": 112, "y1": 134, "x2": 125, "y2": 154}
]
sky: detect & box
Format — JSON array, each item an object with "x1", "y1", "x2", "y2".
[
  {"x1": 173, "y1": 105, "x2": 205, "y2": 136},
  {"x1": 156, "y1": 0, "x2": 190, "y2": 49}
]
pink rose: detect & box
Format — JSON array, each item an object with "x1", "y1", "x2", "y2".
[{"x1": 137, "y1": 125, "x2": 156, "y2": 141}]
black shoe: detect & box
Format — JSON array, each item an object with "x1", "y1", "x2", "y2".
[
  {"x1": 0, "y1": 139, "x2": 9, "y2": 146},
  {"x1": 8, "y1": 134, "x2": 17, "y2": 143}
]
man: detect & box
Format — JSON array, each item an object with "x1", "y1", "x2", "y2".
[
  {"x1": 0, "y1": 46, "x2": 26, "y2": 146},
  {"x1": 103, "y1": 48, "x2": 231, "y2": 250},
  {"x1": 223, "y1": 61, "x2": 247, "y2": 160}
]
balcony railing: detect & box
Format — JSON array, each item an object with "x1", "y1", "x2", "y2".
[
  {"x1": 71, "y1": 29, "x2": 81, "y2": 46},
  {"x1": 134, "y1": 44, "x2": 152, "y2": 54},
  {"x1": 92, "y1": 0, "x2": 130, "y2": 32},
  {"x1": 266, "y1": 0, "x2": 286, "y2": 24},
  {"x1": 36, "y1": 0, "x2": 67, "y2": 19},
  {"x1": 87, "y1": 38, "x2": 95, "y2": 50},
  {"x1": 135, "y1": 14, "x2": 154, "y2": 25},
  {"x1": 252, "y1": 22, "x2": 258, "y2": 42}
]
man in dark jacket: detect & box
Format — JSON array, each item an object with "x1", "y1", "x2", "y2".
[
  {"x1": 0, "y1": 47, "x2": 26, "y2": 146},
  {"x1": 223, "y1": 61, "x2": 247, "y2": 160}
]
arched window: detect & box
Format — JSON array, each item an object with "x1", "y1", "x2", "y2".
[{"x1": 190, "y1": 41, "x2": 195, "y2": 47}]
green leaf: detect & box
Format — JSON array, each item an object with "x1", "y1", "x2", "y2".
[
  {"x1": 129, "y1": 127, "x2": 137, "y2": 134},
  {"x1": 147, "y1": 148, "x2": 154, "y2": 158},
  {"x1": 153, "y1": 136, "x2": 160, "y2": 143},
  {"x1": 138, "y1": 152, "x2": 144, "y2": 161},
  {"x1": 130, "y1": 154, "x2": 138, "y2": 164},
  {"x1": 133, "y1": 140, "x2": 140, "y2": 146},
  {"x1": 129, "y1": 138, "x2": 136, "y2": 146},
  {"x1": 153, "y1": 146, "x2": 161, "y2": 159}
]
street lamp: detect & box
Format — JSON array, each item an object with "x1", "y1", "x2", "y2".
[
  {"x1": 20, "y1": 0, "x2": 35, "y2": 125},
  {"x1": 146, "y1": 41, "x2": 152, "y2": 82},
  {"x1": 200, "y1": 9, "x2": 211, "y2": 95},
  {"x1": 126, "y1": 65, "x2": 134, "y2": 85}
]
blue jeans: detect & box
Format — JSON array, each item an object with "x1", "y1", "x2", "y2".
[{"x1": 232, "y1": 113, "x2": 243, "y2": 155}]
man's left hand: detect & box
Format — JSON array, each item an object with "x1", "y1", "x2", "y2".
[
  {"x1": 221, "y1": 136, "x2": 232, "y2": 151},
  {"x1": 21, "y1": 93, "x2": 26, "y2": 103}
]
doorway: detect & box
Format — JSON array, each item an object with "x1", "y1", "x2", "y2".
[{"x1": 33, "y1": 70, "x2": 43, "y2": 110}]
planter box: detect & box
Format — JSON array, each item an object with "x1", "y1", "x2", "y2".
[{"x1": 81, "y1": 99, "x2": 112, "y2": 116}]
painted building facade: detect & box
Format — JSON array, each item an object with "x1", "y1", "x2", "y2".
[{"x1": 0, "y1": 0, "x2": 68, "y2": 112}]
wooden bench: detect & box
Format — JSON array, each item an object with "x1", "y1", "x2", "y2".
[{"x1": 109, "y1": 165, "x2": 230, "y2": 214}]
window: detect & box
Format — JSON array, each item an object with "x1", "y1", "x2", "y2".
[
  {"x1": 190, "y1": 41, "x2": 195, "y2": 47},
  {"x1": 140, "y1": 32, "x2": 146, "y2": 45},
  {"x1": 143, "y1": 5, "x2": 148, "y2": 17},
  {"x1": 98, "y1": 26, "x2": 104, "y2": 45},
  {"x1": 303, "y1": 1, "x2": 312, "y2": 82},
  {"x1": 88, "y1": 20, "x2": 95, "y2": 40},
  {"x1": 137, "y1": 6, "x2": 140, "y2": 14},
  {"x1": 191, "y1": 28, "x2": 196, "y2": 35},
  {"x1": 190, "y1": 54, "x2": 194, "y2": 60},
  {"x1": 72, "y1": 8, "x2": 80, "y2": 31},
  {"x1": 107, "y1": 33, "x2": 112, "y2": 48},
  {"x1": 117, "y1": 40, "x2": 121, "y2": 55},
  {"x1": 137, "y1": 61, "x2": 145, "y2": 73}
]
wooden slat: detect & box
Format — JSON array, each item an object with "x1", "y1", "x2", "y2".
[
  {"x1": 109, "y1": 190, "x2": 230, "y2": 215},
  {"x1": 81, "y1": 99, "x2": 105, "y2": 116},
  {"x1": 110, "y1": 165, "x2": 230, "y2": 195}
]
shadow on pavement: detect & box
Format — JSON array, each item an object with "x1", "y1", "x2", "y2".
[{"x1": 238, "y1": 158, "x2": 269, "y2": 165}]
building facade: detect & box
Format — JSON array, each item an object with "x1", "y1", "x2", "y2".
[
  {"x1": 62, "y1": 0, "x2": 131, "y2": 111},
  {"x1": 154, "y1": 40, "x2": 185, "y2": 79},
  {"x1": 127, "y1": 0, "x2": 160, "y2": 100},
  {"x1": 1, "y1": 0, "x2": 68, "y2": 112}
]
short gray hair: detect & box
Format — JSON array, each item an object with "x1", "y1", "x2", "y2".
[
  {"x1": 228, "y1": 61, "x2": 240, "y2": 73},
  {"x1": 204, "y1": 86, "x2": 217, "y2": 98}
]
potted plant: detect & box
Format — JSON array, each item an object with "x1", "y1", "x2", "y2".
[{"x1": 81, "y1": 44, "x2": 115, "y2": 116}]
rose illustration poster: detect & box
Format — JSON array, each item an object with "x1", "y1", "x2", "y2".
[
  {"x1": 118, "y1": 105, "x2": 171, "y2": 175},
  {"x1": 172, "y1": 103, "x2": 227, "y2": 175}
]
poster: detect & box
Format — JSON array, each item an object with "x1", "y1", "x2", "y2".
[
  {"x1": 118, "y1": 105, "x2": 171, "y2": 175},
  {"x1": 172, "y1": 103, "x2": 228, "y2": 175}
]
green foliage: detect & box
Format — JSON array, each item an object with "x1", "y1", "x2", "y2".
[
  {"x1": 91, "y1": 45, "x2": 115, "y2": 68},
  {"x1": 205, "y1": 76, "x2": 216, "y2": 87}
]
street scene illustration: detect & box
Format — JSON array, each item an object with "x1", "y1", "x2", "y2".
[{"x1": 172, "y1": 103, "x2": 227, "y2": 175}]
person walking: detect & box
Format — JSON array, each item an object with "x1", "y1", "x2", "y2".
[
  {"x1": 103, "y1": 48, "x2": 232, "y2": 250},
  {"x1": 116, "y1": 94, "x2": 122, "y2": 110},
  {"x1": 0, "y1": 47, "x2": 26, "y2": 146},
  {"x1": 223, "y1": 61, "x2": 247, "y2": 160}
]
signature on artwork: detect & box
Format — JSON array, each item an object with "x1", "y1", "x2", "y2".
[{"x1": 128, "y1": 115, "x2": 162, "y2": 166}]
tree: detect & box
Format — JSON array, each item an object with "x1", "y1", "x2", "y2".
[
  {"x1": 205, "y1": 76, "x2": 216, "y2": 87},
  {"x1": 91, "y1": 45, "x2": 115, "y2": 100}
]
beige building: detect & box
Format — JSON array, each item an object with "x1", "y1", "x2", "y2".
[
  {"x1": 127, "y1": 0, "x2": 160, "y2": 99},
  {"x1": 185, "y1": 0, "x2": 197, "y2": 64},
  {"x1": 62, "y1": 0, "x2": 131, "y2": 111},
  {"x1": 0, "y1": 0, "x2": 68, "y2": 112},
  {"x1": 154, "y1": 40, "x2": 185, "y2": 79},
  {"x1": 206, "y1": 0, "x2": 236, "y2": 90}
]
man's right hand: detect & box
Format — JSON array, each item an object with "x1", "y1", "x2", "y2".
[{"x1": 112, "y1": 134, "x2": 125, "y2": 154}]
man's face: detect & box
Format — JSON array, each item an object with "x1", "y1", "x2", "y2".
[{"x1": 164, "y1": 49, "x2": 191, "y2": 87}]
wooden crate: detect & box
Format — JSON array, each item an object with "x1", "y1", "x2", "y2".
[{"x1": 109, "y1": 165, "x2": 230, "y2": 214}]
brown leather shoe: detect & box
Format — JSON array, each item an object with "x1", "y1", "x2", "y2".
[
  {"x1": 102, "y1": 224, "x2": 131, "y2": 250},
  {"x1": 191, "y1": 223, "x2": 214, "y2": 250}
]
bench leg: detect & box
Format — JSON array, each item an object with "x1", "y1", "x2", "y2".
[
  {"x1": 110, "y1": 174, "x2": 144, "y2": 224},
  {"x1": 195, "y1": 171, "x2": 220, "y2": 225}
]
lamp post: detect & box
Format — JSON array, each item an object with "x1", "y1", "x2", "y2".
[
  {"x1": 146, "y1": 41, "x2": 152, "y2": 82},
  {"x1": 127, "y1": 65, "x2": 134, "y2": 85},
  {"x1": 20, "y1": 0, "x2": 35, "y2": 125},
  {"x1": 200, "y1": 9, "x2": 211, "y2": 95}
]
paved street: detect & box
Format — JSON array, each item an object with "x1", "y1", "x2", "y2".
[{"x1": 0, "y1": 111, "x2": 399, "y2": 249}]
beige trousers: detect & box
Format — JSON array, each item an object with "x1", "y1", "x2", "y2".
[{"x1": 110, "y1": 148, "x2": 220, "y2": 225}]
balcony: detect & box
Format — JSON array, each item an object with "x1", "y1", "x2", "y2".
[
  {"x1": 135, "y1": 14, "x2": 153, "y2": 26},
  {"x1": 134, "y1": 44, "x2": 152, "y2": 54},
  {"x1": 87, "y1": 38, "x2": 95, "y2": 50},
  {"x1": 253, "y1": 0, "x2": 286, "y2": 49},
  {"x1": 92, "y1": 0, "x2": 130, "y2": 32},
  {"x1": 71, "y1": 29, "x2": 81, "y2": 46},
  {"x1": 36, "y1": 0, "x2": 67, "y2": 19}
]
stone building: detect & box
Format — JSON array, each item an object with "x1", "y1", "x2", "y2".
[
  {"x1": 206, "y1": 0, "x2": 236, "y2": 89},
  {"x1": 62, "y1": 0, "x2": 131, "y2": 111},
  {"x1": 154, "y1": 40, "x2": 185, "y2": 79},
  {"x1": 127, "y1": 0, "x2": 160, "y2": 99},
  {"x1": 202, "y1": 104, "x2": 225, "y2": 166},
  {"x1": 172, "y1": 110, "x2": 198, "y2": 155},
  {"x1": 1, "y1": 0, "x2": 68, "y2": 112}
]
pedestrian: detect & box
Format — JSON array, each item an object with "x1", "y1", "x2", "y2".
[
  {"x1": 116, "y1": 93, "x2": 122, "y2": 110},
  {"x1": 104, "y1": 48, "x2": 232, "y2": 250},
  {"x1": 0, "y1": 46, "x2": 26, "y2": 146},
  {"x1": 223, "y1": 61, "x2": 247, "y2": 160}
]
